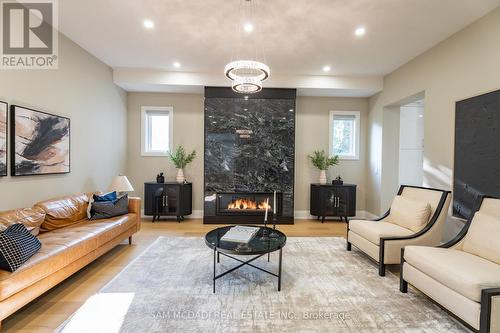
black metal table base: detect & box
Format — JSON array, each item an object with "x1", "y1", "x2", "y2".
[{"x1": 212, "y1": 247, "x2": 283, "y2": 293}]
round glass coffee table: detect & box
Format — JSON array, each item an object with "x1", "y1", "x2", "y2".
[{"x1": 205, "y1": 226, "x2": 286, "y2": 293}]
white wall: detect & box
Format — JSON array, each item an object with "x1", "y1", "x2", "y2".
[
  {"x1": 366, "y1": 7, "x2": 500, "y2": 237},
  {"x1": 125, "y1": 93, "x2": 369, "y2": 215},
  {"x1": 0, "y1": 33, "x2": 127, "y2": 210}
]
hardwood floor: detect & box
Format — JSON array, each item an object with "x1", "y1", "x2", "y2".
[{"x1": 3, "y1": 218, "x2": 348, "y2": 332}]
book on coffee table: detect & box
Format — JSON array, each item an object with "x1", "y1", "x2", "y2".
[{"x1": 220, "y1": 226, "x2": 260, "y2": 243}]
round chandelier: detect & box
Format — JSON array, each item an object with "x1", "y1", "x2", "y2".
[
  {"x1": 224, "y1": 60, "x2": 270, "y2": 93},
  {"x1": 224, "y1": 0, "x2": 270, "y2": 94}
]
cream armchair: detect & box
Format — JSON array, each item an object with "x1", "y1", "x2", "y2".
[
  {"x1": 400, "y1": 196, "x2": 500, "y2": 333},
  {"x1": 347, "y1": 185, "x2": 451, "y2": 276}
]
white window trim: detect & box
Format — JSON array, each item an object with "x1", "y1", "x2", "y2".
[
  {"x1": 141, "y1": 106, "x2": 174, "y2": 157},
  {"x1": 329, "y1": 110, "x2": 361, "y2": 160}
]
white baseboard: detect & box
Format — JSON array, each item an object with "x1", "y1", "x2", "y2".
[{"x1": 141, "y1": 209, "x2": 376, "y2": 220}]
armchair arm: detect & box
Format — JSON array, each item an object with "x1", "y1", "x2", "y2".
[{"x1": 480, "y1": 288, "x2": 500, "y2": 333}]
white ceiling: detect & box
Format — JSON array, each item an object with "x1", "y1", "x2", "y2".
[{"x1": 59, "y1": 0, "x2": 500, "y2": 96}]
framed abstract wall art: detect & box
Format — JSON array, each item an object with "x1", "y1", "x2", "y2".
[
  {"x1": 0, "y1": 101, "x2": 7, "y2": 176},
  {"x1": 10, "y1": 105, "x2": 70, "y2": 176}
]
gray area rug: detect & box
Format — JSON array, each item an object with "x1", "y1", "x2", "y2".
[{"x1": 59, "y1": 237, "x2": 467, "y2": 333}]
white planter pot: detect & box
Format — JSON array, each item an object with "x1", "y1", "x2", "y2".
[
  {"x1": 319, "y1": 170, "x2": 327, "y2": 184},
  {"x1": 176, "y1": 168, "x2": 185, "y2": 183}
]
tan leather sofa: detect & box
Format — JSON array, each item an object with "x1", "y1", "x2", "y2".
[
  {"x1": 0, "y1": 193, "x2": 141, "y2": 328},
  {"x1": 400, "y1": 196, "x2": 500, "y2": 333},
  {"x1": 347, "y1": 185, "x2": 451, "y2": 276}
]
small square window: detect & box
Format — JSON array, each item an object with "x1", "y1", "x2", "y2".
[
  {"x1": 141, "y1": 106, "x2": 173, "y2": 156},
  {"x1": 329, "y1": 111, "x2": 360, "y2": 160}
]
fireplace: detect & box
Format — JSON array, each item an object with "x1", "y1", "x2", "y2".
[
  {"x1": 203, "y1": 87, "x2": 296, "y2": 224},
  {"x1": 216, "y1": 192, "x2": 283, "y2": 216}
]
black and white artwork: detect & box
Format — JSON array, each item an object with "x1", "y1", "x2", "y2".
[
  {"x1": 11, "y1": 105, "x2": 70, "y2": 176},
  {"x1": 0, "y1": 101, "x2": 7, "y2": 176}
]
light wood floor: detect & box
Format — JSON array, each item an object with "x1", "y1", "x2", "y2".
[{"x1": 3, "y1": 218, "x2": 348, "y2": 332}]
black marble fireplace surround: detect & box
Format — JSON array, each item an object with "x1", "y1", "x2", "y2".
[{"x1": 204, "y1": 87, "x2": 296, "y2": 224}]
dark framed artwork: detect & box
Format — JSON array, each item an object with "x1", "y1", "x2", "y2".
[
  {"x1": 10, "y1": 105, "x2": 70, "y2": 176},
  {"x1": 0, "y1": 101, "x2": 7, "y2": 176},
  {"x1": 453, "y1": 89, "x2": 500, "y2": 219}
]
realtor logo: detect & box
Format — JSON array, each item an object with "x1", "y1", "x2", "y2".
[{"x1": 1, "y1": 0, "x2": 58, "y2": 69}]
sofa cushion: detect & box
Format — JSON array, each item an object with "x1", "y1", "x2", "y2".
[
  {"x1": 0, "y1": 214, "x2": 136, "y2": 302},
  {"x1": 387, "y1": 195, "x2": 431, "y2": 232},
  {"x1": 349, "y1": 220, "x2": 414, "y2": 245},
  {"x1": 0, "y1": 206, "x2": 45, "y2": 236},
  {"x1": 404, "y1": 246, "x2": 500, "y2": 302},
  {"x1": 36, "y1": 193, "x2": 90, "y2": 231},
  {"x1": 462, "y1": 212, "x2": 500, "y2": 265}
]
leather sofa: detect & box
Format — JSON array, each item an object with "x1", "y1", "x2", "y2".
[
  {"x1": 0, "y1": 193, "x2": 141, "y2": 328},
  {"x1": 347, "y1": 185, "x2": 451, "y2": 276},
  {"x1": 400, "y1": 196, "x2": 500, "y2": 333}
]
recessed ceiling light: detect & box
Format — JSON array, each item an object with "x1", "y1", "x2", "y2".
[
  {"x1": 243, "y1": 22, "x2": 254, "y2": 33},
  {"x1": 355, "y1": 26, "x2": 366, "y2": 37},
  {"x1": 143, "y1": 19, "x2": 154, "y2": 29},
  {"x1": 173, "y1": 61, "x2": 181, "y2": 68},
  {"x1": 323, "y1": 65, "x2": 331, "y2": 72},
  {"x1": 244, "y1": 96, "x2": 249, "y2": 100}
]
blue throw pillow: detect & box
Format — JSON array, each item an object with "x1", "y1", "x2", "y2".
[{"x1": 93, "y1": 191, "x2": 117, "y2": 202}]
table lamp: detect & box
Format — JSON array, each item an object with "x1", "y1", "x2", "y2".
[{"x1": 109, "y1": 175, "x2": 134, "y2": 195}]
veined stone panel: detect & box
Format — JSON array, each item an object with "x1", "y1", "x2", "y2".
[{"x1": 204, "y1": 87, "x2": 296, "y2": 224}]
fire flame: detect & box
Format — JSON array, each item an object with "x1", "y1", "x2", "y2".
[{"x1": 227, "y1": 198, "x2": 272, "y2": 211}]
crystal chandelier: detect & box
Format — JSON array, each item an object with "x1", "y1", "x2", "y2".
[{"x1": 225, "y1": 0, "x2": 270, "y2": 93}]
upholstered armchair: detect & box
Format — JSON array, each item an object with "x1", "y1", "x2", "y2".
[
  {"x1": 346, "y1": 185, "x2": 451, "y2": 276},
  {"x1": 400, "y1": 196, "x2": 500, "y2": 333}
]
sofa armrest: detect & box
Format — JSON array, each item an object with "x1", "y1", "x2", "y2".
[
  {"x1": 480, "y1": 288, "x2": 500, "y2": 333},
  {"x1": 128, "y1": 197, "x2": 141, "y2": 215}
]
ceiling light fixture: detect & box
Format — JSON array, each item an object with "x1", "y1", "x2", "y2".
[
  {"x1": 243, "y1": 22, "x2": 254, "y2": 33},
  {"x1": 224, "y1": 0, "x2": 269, "y2": 94},
  {"x1": 173, "y1": 61, "x2": 181, "y2": 68},
  {"x1": 355, "y1": 26, "x2": 366, "y2": 37},
  {"x1": 323, "y1": 65, "x2": 331, "y2": 72},
  {"x1": 143, "y1": 19, "x2": 154, "y2": 29}
]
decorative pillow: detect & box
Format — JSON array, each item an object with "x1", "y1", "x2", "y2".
[
  {"x1": 387, "y1": 195, "x2": 432, "y2": 232},
  {"x1": 88, "y1": 192, "x2": 118, "y2": 219},
  {"x1": 463, "y1": 212, "x2": 500, "y2": 265},
  {"x1": 90, "y1": 195, "x2": 128, "y2": 220},
  {"x1": 0, "y1": 223, "x2": 42, "y2": 272},
  {"x1": 93, "y1": 191, "x2": 117, "y2": 202},
  {"x1": 0, "y1": 207, "x2": 46, "y2": 236}
]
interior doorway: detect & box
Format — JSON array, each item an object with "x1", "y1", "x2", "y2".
[
  {"x1": 380, "y1": 92, "x2": 425, "y2": 211},
  {"x1": 398, "y1": 100, "x2": 424, "y2": 186}
]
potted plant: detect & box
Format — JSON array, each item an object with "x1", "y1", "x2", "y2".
[
  {"x1": 308, "y1": 150, "x2": 339, "y2": 184},
  {"x1": 168, "y1": 146, "x2": 196, "y2": 183}
]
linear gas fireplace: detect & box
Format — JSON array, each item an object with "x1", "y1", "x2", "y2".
[
  {"x1": 216, "y1": 192, "x2": 283, "y2": 216},
  {"x1": 203, "y1": 87, "x2": 296, "y2": 224}
]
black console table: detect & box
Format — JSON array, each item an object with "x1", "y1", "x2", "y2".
[
  {"x1": 310, "y1": 183, "x2": 356, "y2": 223},
  {"x1": 144, "y1": 182, "x2": 192, "y2": 222}
]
